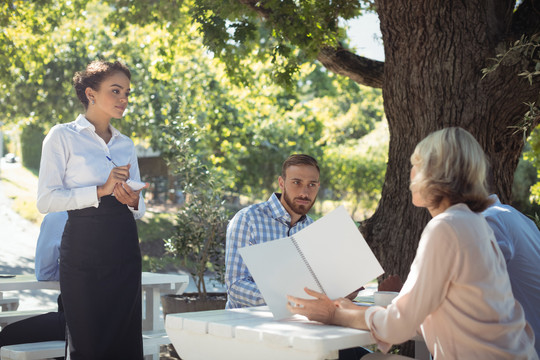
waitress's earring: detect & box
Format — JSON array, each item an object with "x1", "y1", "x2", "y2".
[{"x1": 91, "y1": 100, "x2": 95, "y2": 105}]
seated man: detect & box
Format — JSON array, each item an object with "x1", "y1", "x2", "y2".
[
  {"x1": 483, "y1": 194, "x2": 540, "y2": 356},
  {"x1": 225, "y1": 154, "x2": 321, "y2": 308},
  {"x1": 225, "y1": 154, "x2": 369, "y2": 359},
  {"x1": 0, "y1": 212, "x2": 67, "y2": 352}
]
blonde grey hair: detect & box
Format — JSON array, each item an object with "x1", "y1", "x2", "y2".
[{"x1": 410, "y1": 127, "x2": 492, "y2": 212}]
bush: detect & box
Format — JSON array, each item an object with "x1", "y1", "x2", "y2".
[
  {"x1": 162, "y1": 121, "x2": 231, "y2": 299},
  {"x1": 20, "y1": 123, "x2": 45, "y2": 170}
]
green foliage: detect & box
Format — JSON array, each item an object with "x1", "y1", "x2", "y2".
[
  {"x1": 484, "y1": 34, "x2": 540, "y2": 214},
  {"x1": 524, "y1": 127, "x2": 540, "y2": 207},
  {"x1": 482, "y1": 34, "x2": 540, "y2": 138},
  {"x1": 178, "y1": 0, "x2": 370, "y2": 88},
  {"x1": 162, "y1": 121, "x2": 231, "y2": 299},
  {"x1": 2, "y1": 0, "x2": 389, "y2": 220},
  {"x1": 1, "y1": 133, "x2": 8, "y2": 156},
  {"x1": 136, "y1": 212, "x2": 177, "y2": 272},
  {"x1": 513, "y1": 150, "x2": 540, "y2": 214},
  {"x1": 20, "y1": 122, "x2": 45, "y2": 170},
  {"x1": 482, "y1": 34, "x2": 540, "y2": 85},
  {"x1": 323, "y1": 120, "x2": 388, "y2": 217},
  {"x1": 527, "y1": 212, "x2": 540, "y2": 229},
  {"x1": 1, "y1": 1, "x2": 92, "y2": 126}
]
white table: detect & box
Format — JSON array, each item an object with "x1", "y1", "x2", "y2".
[
  {"x1": 0, "y1": 275, "x2": 60, "y2": 293},
  {"x1": 0, "y1": 272, "x2": 189, "y2": 332},
  {"x1": 0, "y1": 272, "x2": 189, "y2": 360},
  {"x1": 166, "y1": 306, "x2": 375, "y2": 360},
  {"x1": 140, "y1": 272, "x2": 189, "y2": 331},
  {"x1": 0, "y1": 275, "x2": 60, "y2": 327}
]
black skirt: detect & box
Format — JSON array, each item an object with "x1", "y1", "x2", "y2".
[{"x1": 60, "y1": 196, "x2": 143, "y2": 360}]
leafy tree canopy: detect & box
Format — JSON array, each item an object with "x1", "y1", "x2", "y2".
[{"x1": 0, "y1": 0, "x2": 387, "y2": 207}]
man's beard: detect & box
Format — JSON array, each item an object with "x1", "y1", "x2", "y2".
[{"x1": 282, "y1": 188, "x2": 316, "y2": 215}]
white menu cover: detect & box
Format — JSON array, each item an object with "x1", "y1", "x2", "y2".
[{"x1": 239, "y1": 205, "x2": 384, "y2": 319}]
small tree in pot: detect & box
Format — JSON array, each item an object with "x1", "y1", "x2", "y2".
[{"x1": 161, "y1": 121, "x2": 230, "y2": 312}]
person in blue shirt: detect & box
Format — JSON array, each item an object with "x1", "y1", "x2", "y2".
[
  {"x1": 483, "y1": 195, "x2": 540, "y2": 356},
  {"x1": 225, "y1": 154, "x2": 321, "y2": 309},
  {"x1": 0, "y1": 212, "x2": 67, "y2": 353},
  {"x1": 35, "y1": 211, "x2": 67, "y2": 281}
]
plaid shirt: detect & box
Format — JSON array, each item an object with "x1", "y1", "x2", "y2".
[{"x1": 225, "y1": 193, "x2": 314, "y2": 308}]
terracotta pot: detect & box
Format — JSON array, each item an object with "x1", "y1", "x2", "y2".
[{"x1": 161, "y1": 292, "x2": 227, "y2": 317}]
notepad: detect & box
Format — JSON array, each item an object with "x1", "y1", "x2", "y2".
[
  {"x1": 125, "y1": 179, "x2": 147, "y2": 191},
  {"x1": 239, "y1": 205, "x2": 384, "y2": 319}
]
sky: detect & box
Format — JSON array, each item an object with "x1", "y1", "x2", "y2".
[{"x1": 344, "y1": 12, "x2": 385, "y2": 61}]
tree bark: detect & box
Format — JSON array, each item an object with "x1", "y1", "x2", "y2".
[{"x1": 360, "y1": 0, "x2": 540, "y2": 283}]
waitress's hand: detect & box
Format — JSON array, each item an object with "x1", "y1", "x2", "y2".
[
  {"x1": 97, "y1": 164, "x2": 131, "y2": 198},
  {"x1": 114, "y1": 181, "x2": 146, "y2": 209}
]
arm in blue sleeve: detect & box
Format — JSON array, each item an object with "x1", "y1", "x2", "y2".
[{"x1": 485, "y1": 215, "x2": 514, "y2": 264}]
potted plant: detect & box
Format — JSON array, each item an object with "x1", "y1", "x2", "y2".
[{"x1": 160, "y1": 122, "x2": 230, "y2": 314}]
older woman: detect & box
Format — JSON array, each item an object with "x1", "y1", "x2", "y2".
[{"x1": 288, "y1": 127, "x2": 537, "y2": 359}]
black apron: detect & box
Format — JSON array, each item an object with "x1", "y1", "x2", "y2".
[{"x1": 60, "y1": 195, "x2": 143, "y2": 360}]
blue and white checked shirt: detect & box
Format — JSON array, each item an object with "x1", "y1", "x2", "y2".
[{"x1": 225, "y1": 193, "x2": 314, "y2": 308}]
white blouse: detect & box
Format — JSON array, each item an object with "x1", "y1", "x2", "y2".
[
  {"x1": 37, "y1": 114, "x2": 145, "y2": 219},
  {"x1": 365, "y1": 204, "x2": 537, "y2": 359}
]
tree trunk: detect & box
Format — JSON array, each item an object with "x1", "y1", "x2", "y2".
[{"x1": 362, "y1": 0, "x2": 540, "y2": 282}]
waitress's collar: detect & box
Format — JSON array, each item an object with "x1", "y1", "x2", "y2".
[{"x1": 74, "y1": 114, "x2": 121, "y2": 137}]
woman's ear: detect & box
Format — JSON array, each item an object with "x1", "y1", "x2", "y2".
[{"x1": 85, "y1": 87, "x2": 95, "y2": 104}]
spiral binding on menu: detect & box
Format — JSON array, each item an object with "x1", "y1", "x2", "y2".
[{"x1": 290, "y1": 236, "x2": 326, "y2": 295}]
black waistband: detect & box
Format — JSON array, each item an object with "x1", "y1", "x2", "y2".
[{"x1": 68, "y1": 195, "x2": 130, "y2": 217}]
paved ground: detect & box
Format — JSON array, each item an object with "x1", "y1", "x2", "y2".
[{"x1": 0, "y1": 163, "x2": 60, "y2": 311}]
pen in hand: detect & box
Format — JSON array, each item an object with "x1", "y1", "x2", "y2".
[
  {"x1": 106, "y1": 156, "x2": 119, "y2": 167},
  {"x1": 106, "y1": 155, "x2": 148, "y2": 191}
]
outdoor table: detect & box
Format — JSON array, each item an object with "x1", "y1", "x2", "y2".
[
  {"x1": 140, "y1": 272, "x2": 190, "y2": 331},
  {"x1": 0, "y1": 272, "x2": 189, "y2": 332},
  {"x1": 166, "y1": 305, "x2": 376, "y2": 360},
  {"x1": 166, "y1": 305, "x2": 431, "y2": 360}
]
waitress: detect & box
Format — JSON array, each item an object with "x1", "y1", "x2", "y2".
[{"x1": 37, "y1": 60, "x2": 147, "y2": 360}]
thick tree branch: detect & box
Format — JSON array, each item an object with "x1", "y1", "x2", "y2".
[
  {"x1": 318, "y1": 45, "x2": 384, "y2": 88},
  {"x1": 238, "y1": 0, "x2": 385, "y2": 88}
]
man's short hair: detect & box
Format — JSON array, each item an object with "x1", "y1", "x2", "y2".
[
  {"x1": 281, "y1": 154, "x2": 320, "y2": 178},
  {"x1": 410, "y1": 127, "x2": 492, "y2": 212}
]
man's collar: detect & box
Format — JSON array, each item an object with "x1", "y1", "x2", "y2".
[
  {"x1": 268, "y1": 193, "x2": 307, "y2": 224},
  {"x1": 488, "y1": 194, "x2": 501, "y2": 206}
]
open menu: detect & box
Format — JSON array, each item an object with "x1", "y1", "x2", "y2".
[{"x1": 239, "y1": 205, "x2": 384, "y2": 319}]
